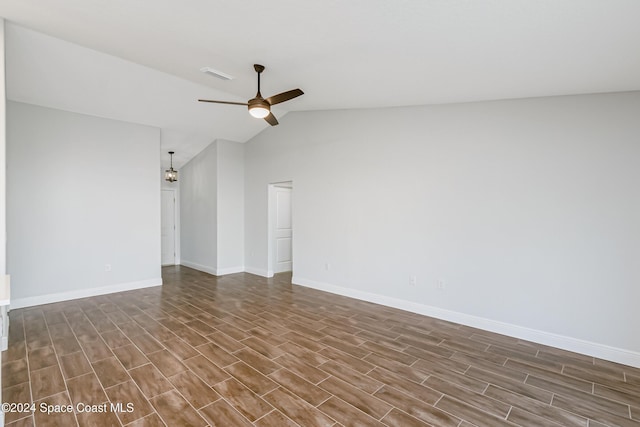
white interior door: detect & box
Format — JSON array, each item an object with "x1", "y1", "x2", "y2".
[
  {"x1": 161, "y1": 189, "x2": 176, "y2": 266},
  {"x1": 274, "y1": 186, "x2": 292, "y2": 273}
]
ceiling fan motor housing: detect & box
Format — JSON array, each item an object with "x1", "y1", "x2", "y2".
[{"x1": 248, "y1": 97, "x2": 270, "y2": 118}]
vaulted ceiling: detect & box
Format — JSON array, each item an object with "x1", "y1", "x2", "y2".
[{"x1": 2, "y1": 0, "x2": 640, "y2": 168}]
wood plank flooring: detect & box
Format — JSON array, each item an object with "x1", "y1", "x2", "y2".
[{"x1": 2, "y1": 266, "x2": 639, "y2": 426}]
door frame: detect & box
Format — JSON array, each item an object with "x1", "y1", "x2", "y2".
[
  {"x1": 267, "y1": 181, "x2": 293, "y2": 277},
  {"x1": 161, "y1": 188, "x2": 178, "y2": 266}
]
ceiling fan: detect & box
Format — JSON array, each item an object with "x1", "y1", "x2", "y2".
[{"x1": 198, "y1": 64, "x2": 304, "y2": 126}]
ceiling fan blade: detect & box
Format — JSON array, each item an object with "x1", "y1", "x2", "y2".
[
  {"x1": 198, "y1": 99, "x2": 248, "y2": 106},
  {"x1": 264, "y1": 113, "x2": 279, "y2": 126},
  {"x1": 265, "y1": 89, "x2": 304, "y2": 106}
]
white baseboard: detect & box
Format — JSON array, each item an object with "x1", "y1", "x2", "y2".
[
  {"x1": 292, "y1": 276, "x2": 640, "y2": 368},
  {"x1": 216, "y1": 266, "x2": 245, "y2": 275},
  {"x1": 180, "y1": 260, "x2": 217, "y2": 276},
  {"x1": 181, "y1": 261, "x2": 244, "y2": 276},
  {"x1": 10, "y1": 278, "x2": 162, "y2": 309},
  {"x1": 244, "y1": 267, "x2": 273, "y2": 278}
]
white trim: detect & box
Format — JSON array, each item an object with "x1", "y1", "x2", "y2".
[
  {"x1": 161, "y1": 188, "x2": 178, "y2": 266},
  {"x1": 10, "y1": 278, "x2": 162, "y2": 309},
  {"x1": 0, "y1": 275, "x2": 9, "y2": 306},
  {"x1": 181, "y1": 261, "x2": 245, "y2": 276},
  {"x1": 216, "y1": 266, "x2": 245, "y2": 276},
  {"x1": 267, "y1": 184, "x2": 276, "y2": 277},
  {"x1": 180, "y1": 260, "x2": 217, "y2": 276},
  {"x1": 1, "y1": 275, "x2": 10, "y2": 350},
  {"x1": 292, "y1": 276, "x2": 640, "y2": 368},
  {"x1": 244, "y1": 267, "x2": 272, "y2": 278},
  {"x1": 268, "y1": 182, "x2": 294, "y2": 276}
]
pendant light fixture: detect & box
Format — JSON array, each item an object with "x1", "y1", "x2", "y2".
[{"x1": 165, "y1": 151, "x2": 178, "y2": 182}]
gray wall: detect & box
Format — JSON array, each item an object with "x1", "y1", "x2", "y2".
[
  {"x1": 1, "y1": 19, "x2": 6, "y2": 415},
  {"x1": 244, "y1": 92, "x2": 640, "y2": 362},
  {"x1": 179, "y1": 139, "x2": 244, "y2": 275},
  {"x1": 216, "y1": 140, "x2": 244, "y2": 273},
  {"x1": 179, "y1": 140, "x2": 218, "y2": 272},
  {"x1": 7, "y1": 101, "x2": 162, "y2": 306},
  {"x1": 0, "y1": 19, "x2": 6, "y2": 277}
]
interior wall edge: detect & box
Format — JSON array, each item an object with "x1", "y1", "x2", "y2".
[{"x1": 292, "y1": 275, "x2": 640, "y2": 369}]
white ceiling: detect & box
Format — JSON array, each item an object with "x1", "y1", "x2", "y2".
[{"x1": 2, "y1": 0, "x2": 640, "y2": 168}]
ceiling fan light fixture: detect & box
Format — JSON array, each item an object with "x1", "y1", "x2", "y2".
[
  {"x1": 249, "y1": 106, "x2": 270, "y2": 119},
  {"x1": 248, "y1": 99, "x2": 270, "y2": 118}
]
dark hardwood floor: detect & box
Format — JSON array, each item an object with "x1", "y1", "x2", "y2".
[{"x1": 2, "y1": 266, "x2": 639, "y2": 426}]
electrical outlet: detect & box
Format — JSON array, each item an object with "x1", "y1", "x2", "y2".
[
  {"x1": 436, "y1": 279, "x2": 445, "y2": 290},
  {"x1": 105, "y1": 264, "x2": 112, "y2": 272},
  {"x1": 409, "y1": 275, "x2": 417, "y2": 286}
]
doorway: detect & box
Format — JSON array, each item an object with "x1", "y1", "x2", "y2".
[
  {"x1": 161, "y1": 189, "x2": 176, "y2": 266},
  {"x1": 268, "y1": 182, "x2": 293, "y2": 275}
]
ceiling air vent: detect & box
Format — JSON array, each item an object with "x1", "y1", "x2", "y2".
[{"x1": 200, "y1": 67, "x2": 234, "y2": 81}]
